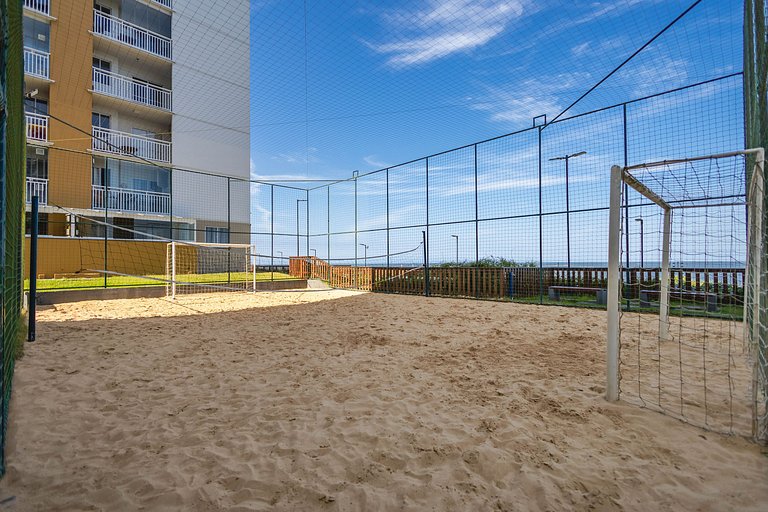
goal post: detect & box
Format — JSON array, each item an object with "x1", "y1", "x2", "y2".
[
  {"x1": 166, "y1": 241, "x2": 258, "y2": 298},
  {"x1": 606, "y1": 148, "x2": 767, "y2": 443}
]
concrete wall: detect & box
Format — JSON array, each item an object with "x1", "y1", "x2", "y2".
[
  {"x1": 25, "y1": 237, "x2": 167, "y2": 278},
  {"x1": 171, "y1": 0, "x2": 250, "y2": 225}
]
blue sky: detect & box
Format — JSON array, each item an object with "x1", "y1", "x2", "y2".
[{"x1": 247, "y1": 0, "x2": 746, "y2": 264}]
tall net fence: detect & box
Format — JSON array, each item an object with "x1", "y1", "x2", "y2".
[
  {"x1": 298, "y1": 75, "x2": 745, "y2": 303},
  {"x1": 1, "y1": 0, "x2": 25, "y2": 477}
]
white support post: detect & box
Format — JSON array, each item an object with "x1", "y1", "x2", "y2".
[
  {"x1": 659, "y1": 208, "x2": 672, "y2": 342},
  {"x1": 252, "y1": 245, "x2": 257, "y2": 293},
  {"x1": 748, "y1": 149, "x2": 765, "y2": 440},
  {"x1": 606, "y1": 165, "x2": 623, "y2": 402},
  {"x1": 171, "y1": 241, "x2": 177, "y2": 300}
]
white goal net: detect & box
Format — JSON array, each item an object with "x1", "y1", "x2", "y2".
[
  {"x1": 606, "y1": 148, "x2": 767, "y2": 443},
  {"x1": 166, "y1": 242, "x2": 257, "y2": 298}
]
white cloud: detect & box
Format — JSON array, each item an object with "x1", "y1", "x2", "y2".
[
  {"x1": 369, "y1": 0, "x2": 527, "y2": 68},
  {"x1": 471, "y1": 72, "x2": 590, "y2": 125},
  {"x1": 363, "y1": 155, "x2": 389, "y2": 168}
]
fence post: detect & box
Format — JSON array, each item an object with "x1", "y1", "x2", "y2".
[
  {"x1": 306, "y1": 188, "x2": 310, "y2": 258},
  {"x1": 537, "y1": 126, "x2": 543, "y2": 304},
  {"x1": 353, "y1": 170, "x2": 358, "y2": 288},
  {"x1": 425, "y1": 157, "x2": 430, "y2": 293},
  {"x1": 28, "y1": 196, "x2": 38, "y2": 342},
  {"x1": 169, "y1": 166, "x2": 173, "y2": 240},
  {"x1": 623, "y1": 103, "x2": 631, "y2": 310},
  {"x1": 423, "y1": 230, "x2": 430, "y2": 297},
  {"x1": 104, "y1": 157, "x2": 111, "y2": 289},
  {"x1": 327, "y1": 184, "x2": 330, "y2": 280},
  {"x1": 474, "y1": 143, "x2": 479, "y2": 299},
  {"x1": 386, "y1": 167, "x2": 390, "y2": 293},
  {"x1": 227, "y1": 176, "x2": 231, "y2": 285}
]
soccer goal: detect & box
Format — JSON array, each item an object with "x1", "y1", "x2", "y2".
[
  {"x1": 166, "y1": 241, "x2": 258, "y2": 298},
  {"x1": 606, "y1": 148, "x2": 767, "y2": 443}
]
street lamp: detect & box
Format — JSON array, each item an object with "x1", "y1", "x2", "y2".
[
  {"x1": 311, "y1": 248, "x2": 317, "y2": 258},
  {"x1": 635, "y1": 218, "x2": 644, "y2": 269},
  {"x1": 360, "y1": 243, "x2": 368, "y2": 266},
  {"x1": 451, "y1": 235, "x2": 459, "y2": 264},
  {"x1": 296, "y1": 199, "x2": 307, "y2": 256},
  {"x1": 549, "y1": 151, "x2": 586, "y2": 270}
]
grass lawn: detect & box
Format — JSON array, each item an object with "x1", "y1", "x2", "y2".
[{"x1": 25, "y1": 271, "x2": 297, "y2": 292}]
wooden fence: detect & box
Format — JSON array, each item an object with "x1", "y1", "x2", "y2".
[{"x1": 288, "y1": 257, "x2": 745, "y2": 302}]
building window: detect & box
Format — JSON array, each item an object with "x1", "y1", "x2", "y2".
[
  {"x1": 93, "y1": 58, "x2": 112, "y2": 87},
  {"x1": 25, "y1": 212, "x2": 49, "y2": 236},
  {"x1": 23, "y1": 16, "x2": 50, "y2": 52},
  {"x1": 94, "y1": 3, "x2": 112, "y2": 15},
  {"x1": 92, "y1": 112, "x2": 110, "y2": 129},
  {"x1": 205, "y1": 227, "x2": 229, "y2": 244},
  {"x1": 24, "y1": 97, "x2": 47, "y2": 116},
  {"x1": 26, "y1": 147, "x2": 48, "y2": 179}
]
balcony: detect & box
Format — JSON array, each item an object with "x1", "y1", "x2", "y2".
[
  {"x1": 23, "y1": 0, "x2": 50, "y2": 17},
  {"x1": 92, "y1": 68, "x2": 172, "y2": 112},
  {"x1": 92, "y1": 185, "x2": 170, "y2": 215},
  {"x1": 26, "y1": 112, "x2": 49, "y2": 143},
  {"x1": 26, "y1": 177, "x2": 48, "y2": 205},
  {"x1": 24, "y1": 47, "x2": 50, "y2": 80},
  {"x1": 151, "y1": 0, "x2": 173, "y2": 9},
  {"x1": 92, "y1": 126, "x2": 172, "y2": 163},
  {"x1": 93, "y1": 10, "x2": 172, "y2": 60}
]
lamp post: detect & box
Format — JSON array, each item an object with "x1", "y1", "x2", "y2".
[
  {"x1": 296, "y1": 199, "x2": 307, "y2": 256},
  {"x1": 635, "y1": 218, "x2": 644, "y2": 269},
  {"x1": 549, "y1": 151, "x2": 586, "y2": 270},
  {"x1": 360, "y1": 243, "x2": 368, "y2": 266},
  {"x1": 311, "y1": 248, "x2": 317, "y2": 258},
  {"x1": 451, "y1": 234, "x2": 459, "y2": 264}
]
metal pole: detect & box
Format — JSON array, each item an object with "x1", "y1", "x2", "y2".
[
  {"x1": 422, "y1": 230, "x2": 430, "y2": 297},
  {"x1": 270, "y1": 185, "x2": 274, "y2": 282},
  {"x1": 606, "y1": 165, "x2": 623, "y2": 401},
  {"x1": 171, "y1": 241, "x2": 176, "y2": 299},
  {"x1": 296, "y1": 199, "x2": 300, "y2": 257},
  {"x1": 28, "y1": 196, "x2": 39, "y2": 342},
  {"x1": 227, "y1": 177, "x2": 231, "y2": 285},
  {"x1": 169, "y1": 167, "x2": 173, "y2": 240},
  {"x1": 565, "y1": 155, "x2": 571, "y2": 271},
  {"x1": 623, "y1": 104, "x2": 631, "y2": 309},
  {"x1": 104, "y1": 158, "x2": 111, "y2": 289},
  {"x1": 353, "y1": 171, "x2": 358, "y2": 287},
  {"x1": 386, "y1": 168, "x2": 390, "y2": 293},
  {"x1": 635, "y1": 218, "x2": 644, "y2": 268},
  {"x1": 474, "y1": 143, "x2": 479, "y2": 299},
  {"x1": 538, "y1": 127, "x2": 543, "y2": 304},
  {"x1": 452, "y1": 235, "x2": 458, "y2": 264},
  {"x1": 306, "y1": 189, "x2": 310, "y2": 258},
  {"x1": 425, "y1": 157, "x2": 429, "y2": 286}
]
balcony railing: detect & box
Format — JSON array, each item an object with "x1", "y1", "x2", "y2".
[
  {"x1": 24, "y1": 47, "x2": 50, "y2": 79},
  {"x1": 23, "y1": 0, "x2": 50, "y2": 17},
  {"x1": 151, "y1": 0, "x2": 173, "y2": 9},
  {"x1": 93, "y1": 10, "x2": 172, "y2": 60},
  {"x1": 92, "y1": 126, "x2": 172, "y2": 163},
  {"x1": 26, "y1": 112, "x2": 49, "y2": 142},
  {"x1": 93, "y1": 68, "x2": 172, "y2": 111},
  {"x1": 26, "y1": 177, "x2": 48, "y2": 205},
  {"x1": 92, "y1": 185, "x2": 170, "y2": 215}
]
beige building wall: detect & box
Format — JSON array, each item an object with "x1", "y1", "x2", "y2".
[{"x1": 48, "y1": 0, "x2": 93, "y2": 209}]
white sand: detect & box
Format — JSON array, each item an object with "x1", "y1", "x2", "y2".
[{"x1": 1, "y1": 290, "x2": 766, "y2": 510}]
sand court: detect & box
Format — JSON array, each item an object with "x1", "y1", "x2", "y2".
[{"x1": 0, "y1": 290, "x2": 766, "y2": 510}]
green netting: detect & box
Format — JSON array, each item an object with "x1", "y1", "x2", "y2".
[
  {"x1": 0, "y1": 0, "x2": 25, "y2": 477},
  {"x1": 744, "y1": 0, "x2": 768, "y2": 443}
]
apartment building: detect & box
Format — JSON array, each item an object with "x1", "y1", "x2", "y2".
[{"x1": 22, "y1": 0, "x2": 251, "y2": 247}]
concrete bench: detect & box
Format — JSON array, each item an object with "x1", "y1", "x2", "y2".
[
  {"x1": 639, "y1": 289, "x2": 718, "y2": 312},
  {"x1": 548, "y1": 286, "x2": 607, "y2": 305}
]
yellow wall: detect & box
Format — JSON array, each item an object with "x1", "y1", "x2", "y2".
[
  {"x1": 24, "y1": 238, "x2": 168, "y2": 279},
  {"x1": 48, "y1": 0, "x2": 93, "y2": 209}
]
